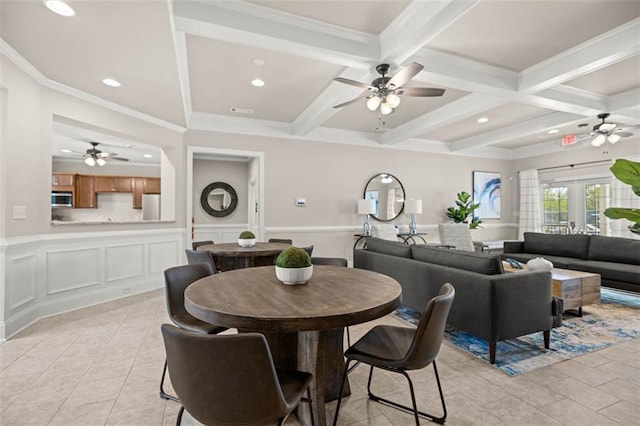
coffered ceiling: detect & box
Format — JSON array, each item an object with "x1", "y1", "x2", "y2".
[{"x1": 1, "y1": 0, "x2": 639, "y2": 159}]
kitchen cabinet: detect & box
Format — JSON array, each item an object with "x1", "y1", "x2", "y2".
[
  {"x1": 75, "y1": 175, "x2": 96, "y2": 208},
  {"x1": 132, "y1": 178, "x2": 161, "y2": 209},
  {"x1": 95, "y1": 176, "x2": 133, "y2": 193},
  {"x1": 52, "y1": 173, "x2": 75, "y2": 191}
]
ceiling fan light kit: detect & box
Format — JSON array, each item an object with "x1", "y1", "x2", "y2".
[
  {"x1": 333, "y1": 62, "x2": 444, "y2": 119},
  {"x1": 587, "y1": 113, "x2": 637, "y2": 147}
]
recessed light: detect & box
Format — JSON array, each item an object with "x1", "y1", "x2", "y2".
[
  {"x1": 144, "y1": 154, "x2": 152, "y2": 158},
  {"x1": 251, "y1": 78, "x2": 265, "y2": 87},
  {"x1": 44, "y1": 0, "x2": 76, "y2": 17},
  {"x1": 61, "y1": 149, "x2": 72, "y2": 153},
  {"x1": 253, "y1": 58, "x2": 266, "y2": 67},
  {"x1": 477, "y1": 117, "x2": 489, "y2": 123},
  {"x1": 548, "y1": 129, "x2": 559, "y2": 134},
  {"x1": 102, "y1": 78, "x2": 121, "y2": 87}
]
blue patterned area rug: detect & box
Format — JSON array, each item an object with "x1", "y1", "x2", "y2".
[{"x1": 395, "y1": 288, "x2": 640, "y2": 376}]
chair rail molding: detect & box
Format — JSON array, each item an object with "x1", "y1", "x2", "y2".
[{"x1": 0, "y1": 228, "x2": 185, "y2": 340}]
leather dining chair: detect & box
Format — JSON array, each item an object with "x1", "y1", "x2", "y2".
[
  {"x1": 161, "y1": 324, "x2": 313, "y2": 426},
  {"x1": 302, "y1": 245, "x2": 314, "y2": 256},
  {"x1": 311, "y1": 257, "x2": 347, "y2": 267},
  {"x1": 160, "y1": 264, "x2": 228, "y2": 402},
  {"x1": 333, "y1": 283, "x2": 456, "y2": 426},
  {"x1": 192, "y1": 240, "x2": 214, "y2": 250},
  {"x1": 185, "y1": 249, "x2": 218, "y2": 275},
  {"x1": 268, "y1": 238, "x2": 293, "y2": 244}
]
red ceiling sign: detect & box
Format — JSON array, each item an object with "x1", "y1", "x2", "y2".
[{"x1": 562, "y1": 134, "x2": 577, "y2": 146}]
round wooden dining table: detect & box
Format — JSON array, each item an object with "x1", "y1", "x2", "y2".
[
  {"x1": 196, "y1": 242, "x2": 290, "y2": 271},
  {"x1": 185, "y1": 265, "x2": 402, "y2": 426}
]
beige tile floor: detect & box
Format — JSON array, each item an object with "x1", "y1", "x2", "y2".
[{"x1": 0, "y1": 288, "x2": 638, "y2": 425}]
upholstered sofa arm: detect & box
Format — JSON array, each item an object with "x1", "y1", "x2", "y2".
[
  {"x1": 503, "y1": 240, "x2": 524, "y2": 253},
  {"x1": 486, "y1": 271, "x2": 553, "y2": 342}
]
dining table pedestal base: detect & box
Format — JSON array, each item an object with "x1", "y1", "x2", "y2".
[{"x1": 258, "y1": 328, "x2": 351, "y2": 426}]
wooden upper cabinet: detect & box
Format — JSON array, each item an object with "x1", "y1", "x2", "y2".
[
  {"x1": 143, "y1": 178, "x2": 160, "y2": 194},
  {"x1": 133, "y1": 178, "x2": 144, "y2": 209},
  {"x1": 52, "y1": 173, "x2": 75, "y2": 189},
  {"x1": 75, "y1": 175, "x2": 96, "y2": 208},
  {"x1": 95, "y1": 176, "x2": 133, "y2": 193}
]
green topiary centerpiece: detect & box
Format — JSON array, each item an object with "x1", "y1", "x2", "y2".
[
  {"x1": 275, "y1": 246, "x2": 313, "y2": 284},
  {"x1": 238, "y1": 230, "x2": 256, "y2": 247}
]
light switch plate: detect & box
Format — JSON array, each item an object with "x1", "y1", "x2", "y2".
[
  {"x1": 12, "y1": 205, "x2": 26, "y2": 219},
  {"x1": 295, "y1": 198, "x2": 306, "y2": 207}
]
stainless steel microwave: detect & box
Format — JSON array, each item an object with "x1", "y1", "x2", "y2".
[{"x1": 51, "y1": 192, "x2": 73, "y2": 207}]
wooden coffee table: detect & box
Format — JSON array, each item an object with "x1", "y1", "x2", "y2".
[{"x1": 502, "y1": 262, "x2": 601, "y2": 316}]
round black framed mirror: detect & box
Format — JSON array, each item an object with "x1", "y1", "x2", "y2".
[
  {"x1": 363, "y1": 173, "x2": 405, "y2": 222},
  {"x1": 200, "y1": 182, "x2": 238, "y2": 218}
]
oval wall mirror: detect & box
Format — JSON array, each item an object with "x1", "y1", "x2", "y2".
[
  {"x1": 363, "y1": 173, "x2": 405, "y2": 221},
  {"x1": 200, "y1": 182, "x2": 238, "y2": 217}
]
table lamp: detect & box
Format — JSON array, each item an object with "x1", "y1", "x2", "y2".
[
  {"x1": 405, "y1": 199, "x2": 422, "y2": 235},
  {"x1": 357, "y1": 199, "x2": 376, "y2": 236}
]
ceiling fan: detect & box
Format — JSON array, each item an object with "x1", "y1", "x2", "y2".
[
  {"x1": 82, "y1": 142, "x2": 129, "y2": 167},
  {"x1": 588, "y1": 113, "x2": 639, "y2": 147},
  {"x1": 332, "y1": 62, "x2": 445, "y2": 115}
]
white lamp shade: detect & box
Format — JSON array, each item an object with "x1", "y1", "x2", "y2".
[
  {"x1": 84, "y1": 156, "x2": 96, "y2": 166},
  {"x1": 380, "y1": 102, "x2": 392, "y2": 115},
  {"x1": 405, "y1": 199, "x2": 422, "y2": 214},
  {"x1": 358, "y1": 199, "x2": 376, "y2": 215},
  {"x1": 591, "y1": 134, "x2": 606, "y2": 147},
  {"x1": 607, "y1": 133, "x2": 621, "y2": 144},
  {"x1": 386, "y1": 93, "x2": 400, "y2": 108},
  {"x1": 366, "y1": 96, "x2": 381, "y2": 111}
]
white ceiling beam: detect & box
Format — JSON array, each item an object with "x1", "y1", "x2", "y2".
[
  {"x1": 519, "y1": 19, "x2": 640, "y2": 93},
  {"x1": 379, "y1": 93, "x2": 507, "y2": 145},
  {"x1": 291, "y1": 68, "x2": 375, "y2": 136},
  {"x1": 608, "y1": 88, "x2": 640, "y2": 119},
  {"x1": 380, "y1": 0, "x2": 480, "y2": 64},
  {"x1": 173, "y1": 0, "x2": 378, "y2": 68},
  {"x1": 173, "y1": 31, "x2": 192, "y2": 128},
  {"x1": 520, "y1": 85, "x2": 606, "y2": 117},
  {"x1": 450, "y1": 112, "x2": 583, "y2": 151}
]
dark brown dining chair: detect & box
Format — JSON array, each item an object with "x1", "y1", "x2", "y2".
[
  {"x1": 192, "y1": 240, "x2": 214, "y2": 250},
  {"x1": 160, "y1": 264, "x2": 228, "y2": 402},
  {"x1": 302, "y1": 245, "x2": 314, "y2": 256},
  {"x1": 268, "y1": 238, "x2": 293, "y2": 244},
  {"x1": 311, "y1": 257, "x2": 348, "y2": 267},
  {"x1": 185, "y1": 249, "x2": 218, "y2": 275},
  {"x1": 161, "y1": 324, "x2": 313, "y2": 426},
  {"x1": 333, "y1": 283, "x2": 455, "y2": 425}
]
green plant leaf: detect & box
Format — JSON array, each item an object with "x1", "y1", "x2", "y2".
[
  {"x1": 604, "y1": 207, "x2": 640, "y2": 222},
  {"x1": 610, "y1": 159, "x2": 640, "y2": 187}
]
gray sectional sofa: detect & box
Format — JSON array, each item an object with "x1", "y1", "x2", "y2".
[
  {"x1": 502, "y1": 233, "x2": 640, "y2": 293},
  {"x1": 354, "y1": 238, "x2": 561, "y2": 364}
]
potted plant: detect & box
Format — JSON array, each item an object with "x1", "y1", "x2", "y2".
[
  {"x1": 604, "y1": 158, "x2": 640, "y2": 234},
  {"x1": 238, "y1": 230, "x2": 256, "y2": 248},
  {"x1": 275, "y1": 246, "x2": 313, "y2": 285},
  {"x1": 445, "y1": 191, "x2": 482, "y2": 229}
]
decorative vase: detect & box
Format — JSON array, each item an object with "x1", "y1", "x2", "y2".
[
  {"x1": 238, "y1": 238, "x2": 256, "y2": 248},
  {"x1": 275, "y1": 265, "x2": 313, "y2": 285},
  {"x1": 527, "y1": 257, "x2": 553, "y2": 271}
]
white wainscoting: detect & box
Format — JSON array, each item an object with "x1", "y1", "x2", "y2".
[
  {"x1": 193, "y1": 224, "x2": 248, "y2": 245},
  {"x1": 0, "y1": 228, "x2": 185, "y2": 340}
]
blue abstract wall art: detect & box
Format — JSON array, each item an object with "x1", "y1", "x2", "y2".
[{"x1": 473, "y1": 171, "x2": 501, "y2": 219}]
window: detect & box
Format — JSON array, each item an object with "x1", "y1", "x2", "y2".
[
  {"x1": 585, "y1": 183, "x2": 610, "y2": 235},
  {"x1": 543, "y1": 186, "x2": 569, "y2": 234},
  {"x1": 541, "y1": 179, "x2": 611, "y2": 235}
]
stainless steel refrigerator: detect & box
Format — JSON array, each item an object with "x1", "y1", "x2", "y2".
[{"x1": 142, "y1": 194, "x2": 161, "y2": 221}]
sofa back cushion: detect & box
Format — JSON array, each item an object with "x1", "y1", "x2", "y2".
[
  {"x1": 365, "y1": 237, "x2": 413, "y2": 258},
  {"x1": 411, "y1": 245, "x2": 504, "y2": 275},
  {"x1": 588, "y1": 235, "x2": 640, "y2": 265},
  {"x1": 523, "y1": 232, "x2": 590, "y2": 260}
]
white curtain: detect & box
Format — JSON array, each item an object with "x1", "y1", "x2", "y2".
[
  {"x1": 608, "y1": 155, "x2": 640, "y2": 239},
  {"x1": 518, "y1": 169, "x2": 542, "y2": 239}
]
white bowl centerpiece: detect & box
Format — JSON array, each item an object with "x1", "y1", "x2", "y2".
[
  {"x1": 238, "y1": 230, "x2": 256, "y2": 248},
  {"x1": 527, "y1": 257, "x2": 553, "y2": 271},
  {"x1": 275, "y1": 246, "x2": 313, "y2": 285}
]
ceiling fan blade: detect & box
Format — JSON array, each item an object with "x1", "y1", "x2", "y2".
[
  {"x1": 110, "y1": 156, "x2": 130, "y2": 162},
  {"x1": 615, "y1": 131, "x2": 634, "y2": 138},
  {"x1": 387, "y1": 62, "x2": 424, "y2": 89},
  {"x1": 396, "y1": 87, "x2": 445, "y2": 97},
  {"x1": 333, "y1": 94, "x2": 372, "y2": 109},
  {"x1": 333, "y1": 77, "x2": 374, "y2": 90}
]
